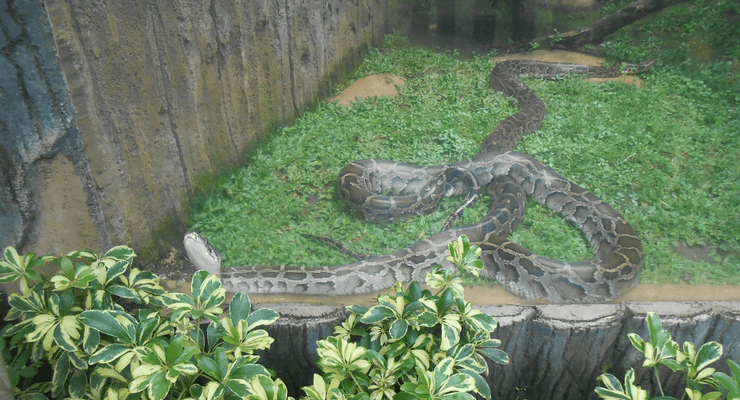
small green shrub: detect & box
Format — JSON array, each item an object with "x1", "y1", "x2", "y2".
[
  {"x1": 0, "y1": 246, "x2": 284, "y2": 400},
  {"x1": 596, "y1": 312, "x2": 740, "y2": 400},
  {"x1": 302, "y1": 235, "x2": 509, "y2": 400},
  {"x1": 0, "y1": 235, "x2": 505, "y2": 400}
]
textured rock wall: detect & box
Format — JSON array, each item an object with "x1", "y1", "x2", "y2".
[
  {"x1": 0, "y1": 0, "x2": 105, "y2": 257},
  {"x1": 0, "y1": 0, "x2": 411, "y2": 266}
]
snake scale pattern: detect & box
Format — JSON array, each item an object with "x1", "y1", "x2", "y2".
[{"x1": 185, "y1": 59, "x2": 649, "y2": 303}]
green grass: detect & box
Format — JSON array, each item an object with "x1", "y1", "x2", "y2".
[{"x1": 185, "y1": 1, "x2": 740, "y2": 286}]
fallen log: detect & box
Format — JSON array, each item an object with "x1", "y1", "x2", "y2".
[{"x1": 526, "y1": 0, "x2": 691, "y2": 50}]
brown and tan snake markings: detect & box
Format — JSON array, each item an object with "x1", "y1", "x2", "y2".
[{"x1": 187, "y1": 59, "x2": 652, "y2": 303}]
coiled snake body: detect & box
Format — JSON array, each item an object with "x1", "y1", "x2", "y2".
[{"x1": 185, "y1": 60, "x2": 648, "y2": 303}]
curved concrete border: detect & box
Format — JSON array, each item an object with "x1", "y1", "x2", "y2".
[{"x1": 255, "y1": 301, "x2": 740, "y2": 400}]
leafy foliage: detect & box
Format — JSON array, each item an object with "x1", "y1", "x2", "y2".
[
  {"x1": 302, "y1": 235, "x2": 508, "y2": 400},
  {"x1": 1, "y1": 236, "x2": 502, "y2": 400},
  {"x1": 596, "y1": 312, "x2": 738, "y2": 400},
  {"x1": 0, "y1": 246, "x2": 284, "y2": 400}
]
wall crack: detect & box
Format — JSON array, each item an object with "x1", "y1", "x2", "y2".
[{"x1": 150, "y1": 2, "x2": 192, "y2": 199}]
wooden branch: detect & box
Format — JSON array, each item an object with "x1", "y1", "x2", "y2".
[{"x1": 527, "y1": 0, "x2": 691, "y2": 50}]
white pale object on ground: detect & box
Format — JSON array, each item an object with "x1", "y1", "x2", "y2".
[{"x1": 183, "y1": 232, "x2": 223, "y2": 276}]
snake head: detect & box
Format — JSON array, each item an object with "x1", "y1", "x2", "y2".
[{"x1": 183, "y1": 231, "x2": 223, "y2": 276}]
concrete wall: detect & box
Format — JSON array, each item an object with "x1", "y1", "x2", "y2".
[{"x1": 0, "y1": 0, "x2": 411, "y2": 267}]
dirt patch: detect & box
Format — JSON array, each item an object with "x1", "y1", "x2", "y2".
[
  {"x1": 493, "y1": 49, "x2": 607, "y2": 65},
  {"x1": 147, "y1": 245, "x2": 197, "y2": 282},
  {"x1": 688, "y1": 36, "x2": 713, "y2": 63},
  {"x1": 620, "y1": 284, "x2": 740, "y2": 302},
  {"x1": 673, "y1": 242, "x2": 715, "y2": 264},
  {"x1": 331, "y1": 74, "x2": 405, "y2": 108},
  {"x1": 159, "y1": 280, "x2": 740, "y2": 306},
  {"x1": 461, "y1": 284, "x2": 740, "y2": 305}
]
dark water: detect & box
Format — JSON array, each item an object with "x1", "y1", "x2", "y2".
[{"x1": 406, "y1": 0, "x2": 602, "y2": 58}]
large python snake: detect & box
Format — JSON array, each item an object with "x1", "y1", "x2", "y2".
[{"x1": 184, "y1": 59, "x2": 650, "y2": 303}]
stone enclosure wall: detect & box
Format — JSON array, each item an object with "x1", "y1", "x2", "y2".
[{"x1": 0, "y1": 0, "x2": 411, "y2": 269}]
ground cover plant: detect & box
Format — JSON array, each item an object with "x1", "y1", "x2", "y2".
[
  {"x1": 301, "y1": 235, "x2": 509, "y2": 400},
  {"x1": 0, "y1": 244, "x2": 284, "y2": 400},
  {"x1": 185, "y1": 0, "x2": 739, "y2": 286},
  {"x1": 596, "y1": 312, "x2": 740, "y2": 400}
]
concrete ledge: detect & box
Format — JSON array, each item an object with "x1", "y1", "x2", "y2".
[
  {"x1": 156, "y1": 279, "x2": 740, "y2": 398},
  {"x1": 255, "y1": 301, "x2": 740, "y2": 400}
]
